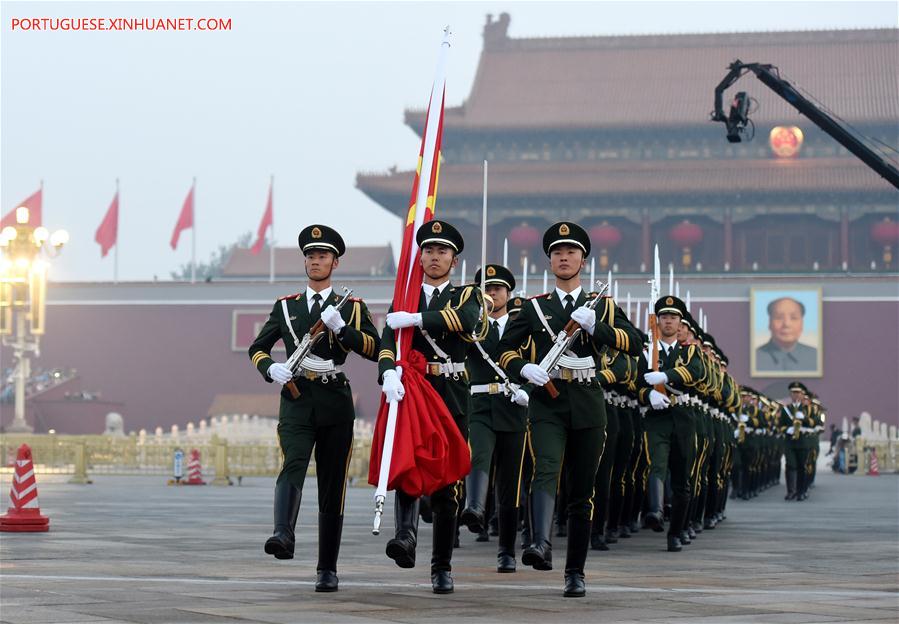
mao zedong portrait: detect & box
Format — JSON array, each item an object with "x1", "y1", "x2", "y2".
[{"x1": 755, "y1": 296, "x2": 818, "y2": 372}]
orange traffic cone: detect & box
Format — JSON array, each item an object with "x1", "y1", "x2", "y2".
[
  {"x1": 868, "y1": 448, "x2": 880, "y2": 476},
  {"x1": 185, "y1": 449, "x2": 206, "y2": 485},
  {"x1": 0, "y1": 444, "x2": 50, "y2": 532}
]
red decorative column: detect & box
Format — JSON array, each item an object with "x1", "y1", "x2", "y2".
[
  {"x1": 724, "y1": 208, "x2": 733, "y2": 271},
  {"x1": 840, "y1": 208, "x2": 849, "y2": 270},
  {"x1": 641, "y1": 212, "x2": 651, "y2": 270}
]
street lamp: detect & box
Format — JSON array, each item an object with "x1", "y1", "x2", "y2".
[{"x1": 0, "y1": 206, "x2": 68, "y2": 433}]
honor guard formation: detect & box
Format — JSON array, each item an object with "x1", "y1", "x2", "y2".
[{"x1": 249, "y1": 220, "x2": 828, "y2": 597}]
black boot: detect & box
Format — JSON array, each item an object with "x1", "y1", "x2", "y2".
[
  {"x1": 431, "y1": 512, "x2": 456, "y2": 594},
  {"x1": 460, "y1": 470, "x2": 489, "y2": 534},
  {"x1": 784, "y1": 470, "x2": 797, "y2": 501},
  {"x1": 386, "y1": 491, "x2": 419, "y2": 568},
  {"x1": 667, "y1": 533, "x2": 683, "y2": 552},
  {"x1": 563, "y1": 516, "x2": 591, "y2": 597},
  {"x1": 667, "y1": 493, "x2": 688, "y2": 552},
  {"x1": 264, "y1": 480, "x2": 301, "y2": 560},
  {"x1": 521, "y1": 490, "x2": 554, "y2": 571},
  {"x1": 644, "y1": 476, "x2": 665, "y2": 533},
  {"x1": 496, "y1": 505, "x2": 517, "y2": 573},
  {"x1": 315, "y1": 513, "x2": 342, "y2": 592},
  {"x1": 590, "y1": 530, "x2": 609, "y2": 551}
]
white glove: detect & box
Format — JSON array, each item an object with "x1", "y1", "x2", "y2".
[
  {"x1": 795, "y1": 411, "x2": 804, "y2": 420},
  {"x1": 386, "y1": 311, "x2": 422, "y2": 330},
  {"x1": 570, "y1": 307, "x2": 596, "y2": 335},
  {"x1": 740, "y1": 414, "x2": 750, "y2": 423},
  {"x1": 267, "y1": 363, "x2": 293, "y2": 385},
  {"x1": 649, "y1": 389, "x2": 670, "y2": 410},
  {"x1": 644, "y1": 371, "x2": 668, "y2": 386},
  {"x1": 381, "y1": 369, "x2": 405, "y2": 403},
  {"x1": 734, "y1": 429, "x2": 741, "y2": 439},
  {"x1": 521, "y1": 363, "x2": 550, "y2": 386},
  {"x1": 320, "y1": 305, "x2": 346, "y2": 333},
  {"x1": 786, "y1": 426, "x2": 795, "y2": 435},
  {"x1": 510, "y1": 388, "x2": 529, "y2": 407}
]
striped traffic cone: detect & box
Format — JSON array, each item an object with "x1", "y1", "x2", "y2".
[
  {"x1": 868, "y1": 448, "x2": 880, "y2": 476},
  {"x1": 185, "y1": 449, "x2": 206, "y2": 485},
  {"x1": 0, "y1": 444, "x2": 50, "y2": 532}
]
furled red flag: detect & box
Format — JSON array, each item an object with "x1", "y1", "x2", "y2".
[
  {"x1": 369, "y1": 30, "x2": 470, "y2": 498},
  {"x1": 250, "y1": 180, "x2": 273, "y2": 255},
  {"x1": 170, "y1": 183, "x2": 194, "y2": 250},
  {"x1": 95, "y1": 190, "x2": 119, "y2": 257},
  {"x1": 1, "y1": 188, "x2": 42, "y2": 228}
]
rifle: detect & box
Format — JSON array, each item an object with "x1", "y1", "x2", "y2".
[
  {"x1": 538, "y1": 280, "x2": 609, "y2": 399},
  {"x1": 647, "y1": 245, "x2": 667, "y2": 396},
  {"x1": 283, "y1": 287, "x2": 354, "y2": 399}
]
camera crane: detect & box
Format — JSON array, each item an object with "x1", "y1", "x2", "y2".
[{"x1": 710, "y1": 60, "x2": 899, "y2": 190}]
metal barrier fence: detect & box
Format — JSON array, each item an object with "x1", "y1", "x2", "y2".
[{"x1": 0, "y1": 434, "x2": 374, "y2": 485}]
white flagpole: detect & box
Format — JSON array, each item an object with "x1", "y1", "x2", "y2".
[
  {"x1": 191, "y1": 177, "x2": 196, "y2": 284},
  {"x1": 589, "y1": 257, "x2": 595, "y2": 287},
  {"x1": 521, "y1": 255, "x2": 528, "y2": 296},
  {"x1": 668, "y1": 263, "x2": 674, "y2": 294},
  {"x1": 460, "y1": 259, "x2": 467, "y2": 284},
  {"x1": 374, "y1": 26, "x2": 452, "y2": 535},
  {"x1": 542, "y1": 269, "x2": 547, "y2": 293},
  {"x1": 481, "y1": 160, "x2": 488, "y2": 295},
  {"x1": 614, "y1": 281, "x2": 619, "y2": 301},
  {"x1": 269, "y1": 175, "x2": 275, "y2": 284},
  {"x1": 626, "y1": 292, "x2": 631, "y2": 318},
  {"x1": 675, "y1": 280, "x2": 680, "y2": 298},
  {"x1": 503, "y1": 238, "x2": 508, "y2": 268}
]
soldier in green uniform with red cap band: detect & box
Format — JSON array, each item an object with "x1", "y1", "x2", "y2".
[
  {"x1": 497, "y1": 221, "x2": 643, "y2": 597},
  {"x1": 249, "y1": 224, "x2": 380, "y2": 592}
]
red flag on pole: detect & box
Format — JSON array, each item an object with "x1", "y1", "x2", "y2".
[
  {"x1": 368, "y1": 31, "x2": 469, "y2": 498},
  {"x1": 251, "y1": 181, "x2": 273, "y2": 255},
  {"x1": 1, "y1": 188, "x2": 42, "y2": 228},
  {"x1": 95, "y1": 191, "x2": 119, "y2": 257},
  {"x1": 170, "y1": 183, "x2": 194, "y2": 250}
]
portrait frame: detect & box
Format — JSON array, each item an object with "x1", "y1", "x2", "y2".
[{"x1": 750, "y1": 287, "x2": 823, "y2": 378}]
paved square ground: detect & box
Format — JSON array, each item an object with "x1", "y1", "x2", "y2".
[{"x1": 1, "y1": 469, "x2": 897, "y2": 623}]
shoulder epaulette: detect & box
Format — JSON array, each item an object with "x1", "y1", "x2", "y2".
[
  {"x1": 530, "y1": 292, "x2": 550, "y2": 300},
  {"x1": 348, "y1": 296, "x2": 363, "y2": 302},
  {"x1": 278, "y1": 292, "x2": 303, "y2": 301}
]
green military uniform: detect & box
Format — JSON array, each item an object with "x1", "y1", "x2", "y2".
[
  {"x1": 377, "y1": 220, "x2": 484, "y2": 594},
  {"x1": 638, "y1": 296, "x2": 703, "y2": 552},
  {"x1": 461, "y1": 265, "x2": 530, "y2": 573},
  {"x1": 249, "y1": 224, "x2": 380, "y2": 592},
  {"x1": 497, "y1": 221, "x2": 643, "y2": 597},
  {"x1": 779, "y1": 381, "x2": 812, "y2": 501},
  {"x1": 592, "y1": 340, "x2": 639, "y2": 549}
]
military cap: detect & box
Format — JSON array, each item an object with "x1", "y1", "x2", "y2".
[
  {"x1": 474, "y1": 264, "x2": 516, "y2": 291},
  {"x1": 508, "y1": 294, "x2": 526, "y2": 316},
  {"x1": 788, "y1": 381, "x2": 807, "y2": 393},
  {"x1": 298, "y1": 224, "x2": 346, "y2": 257},
  {"x1": 416, "y1": 219, "x2": 464, "y2": 254},
  {"x1": 655, "y1": 295, "x2": 687, "y2": 318},
  {"x1": 680, "y1": 310, "x2": 695, "y2": 330},
  {"x1": 542, "y1": 221, "x2": 591, "y2": 256}
]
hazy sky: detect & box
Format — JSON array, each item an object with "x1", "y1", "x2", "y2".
[{"x1": 2, "y1": 1, "x2": 896, "y2": 282}]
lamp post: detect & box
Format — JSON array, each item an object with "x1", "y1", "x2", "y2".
[{"x1": 0, "y1": 206, "x2": 68, "y2": 432}]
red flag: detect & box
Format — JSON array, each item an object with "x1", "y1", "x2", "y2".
[
  {"x1": 95, "y1": 191, "x2": 119, "y2": 257},
  {"x1": 1, "y1": 188, "x2": 42, "y2": 228},
  {"x1": 170, "y1": 183, "x2": 194, "y2": 250},
  {"x1": 368, "y1": 83, "x2": 471, "y2": 496},
  {"x1": 250, "y1": 181, "x2": 273, "y2": 255}
]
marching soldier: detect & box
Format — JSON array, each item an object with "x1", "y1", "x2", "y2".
[
  {"x1": 460, "y1": 264, "x2": 531, "y2": 573},
  {"x1": 779, "y1": 381, "x2": 812, "y2": 501},
  {"x1": 377, "y1": 220, "x2": 484, "y2": 594},
  {"x1": 249, "y1": 224, "x2": 380, "y2": 592},
  {"x1": 640, "y1": 295, "x2": 703, "y2": 552},
  {"x1": 497, "y1": 221, "x2": 643, "y2": 597}
]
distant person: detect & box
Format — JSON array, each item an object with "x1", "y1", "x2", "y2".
[
  {"x1": 851, "y1": 416, "x2": 862, "y2": 439},
  {"x1": 755, "y1": 297, "x2": 818, "y2": 372}
]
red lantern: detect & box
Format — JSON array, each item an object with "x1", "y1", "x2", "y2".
[
  {"x1": 669, "y1": 221, "x2": 703, "y2": 270},
  {"x1": 590, "y1": 222, "x2": 621, "y2": 270},
  {"x1": 769, "y1": 126, "x2": 804, "y2": 158},
  {"x1": 509, "y1": 223, "x2": 540, "y2": 249},
  {"x1": 871, "y1": 217, "x2": 899, "y2": 266}
]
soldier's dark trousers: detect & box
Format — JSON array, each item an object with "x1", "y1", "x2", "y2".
[
  {"x1": 643, "y1": 407, "x2": 696, "y2": 537},
  {"x1": 469, "y1": 423, "x2": 527, "y2": 510},
  {"x1": 608, "y1": 405, "x2": 635, "y2": 533},
  {"x1": 592, "y1": 403, "x2": 620, "y2": 538}
]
